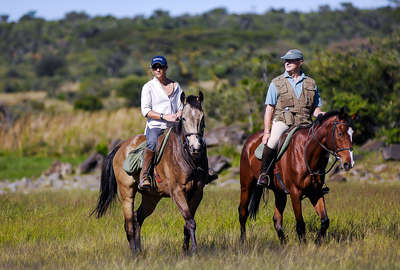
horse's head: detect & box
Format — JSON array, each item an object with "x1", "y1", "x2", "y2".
[
  {"x1": 180, "y1": 91, "x2": 205, "y2": 157},
  {"x1": 326, "y1": 108, "x2": 357, "y2": 171}
]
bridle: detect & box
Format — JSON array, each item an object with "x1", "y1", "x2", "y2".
[
  {"x1": 182, "y1": 116, "x2": 205, "y2": 151},
  {"x1": 304, "y1": 117, "x2": 353, "y2": 176},
  {"x1": 178, "y1": 107, "x2": 206, "y2": 175}
]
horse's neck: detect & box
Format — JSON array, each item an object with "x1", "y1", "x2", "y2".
[
  {"x1": 305, "y1": 121, "x2": 332, "y2": 161},
  {"x1": 170, "y1": 130, "x2": 196, "y2": 170}
]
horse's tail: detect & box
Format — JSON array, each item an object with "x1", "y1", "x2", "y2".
[
  {"x1": 91, "y1": 144, "x2": 121, "y2": 218},
  {"x1": 248, "y1": 184, "x2": 264, "y2": 220}
]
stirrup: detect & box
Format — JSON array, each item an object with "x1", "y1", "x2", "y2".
[{"x1": 257, "y1": 172, "x2": 270, "y2": 187}]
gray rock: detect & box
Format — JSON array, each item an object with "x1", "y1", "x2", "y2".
[
  {"x1": 329, "y1": 174, "x2": 347, "y2": 182},
  {"x1": 374, "y1": 164, "x2": 387, "y2": 173},
  {"x1": 382, "y1": 144, "x2": 400, "y2": 161},
  {"x1": 48, "y1": 172, "x2": 62, "y2": 182},
  {"x1": 79, "y1": 152, "x2": 104, "y2": 174},
  {"x1": 359, "y1": 139, "x2": 384, "y2": 152},
  {"x1": 208, "y1": 155, "x2": 231, "y2": 173},
  {"x1": 50, "y1": 178, "x2": 64, "y2": 189},
  {"x1": 205, "y1": 125, "x2": 247, "y2": 147},
  {"x1": 7, "y1": 183, "x2": 17, "y2": 192}
]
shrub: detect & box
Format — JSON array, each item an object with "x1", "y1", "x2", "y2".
[
  {"x1": 36, "y1": 54, "x2": 66, "y2": 77},
  {"x1": 74, "y1": 95, "x2": 103, "y2": 111},
  {"x1": 116, "y1": 75, "x2": 148, "y2": 107}
]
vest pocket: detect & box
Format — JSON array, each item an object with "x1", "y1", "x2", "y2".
[
  {"x1": 283, "y1": 111, "x2": 295, "y2": 126},
  {"x1": 304, "y1": 88, "x2": 315, "y2": 106},
  {"x1": 279, "y1": 94, "x2": 294, "y2": 108}
]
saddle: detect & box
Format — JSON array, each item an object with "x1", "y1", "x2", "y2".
[{"x1": 255, "y1": 126, "x2": 299, "y2": 161}]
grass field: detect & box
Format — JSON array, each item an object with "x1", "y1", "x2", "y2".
[{"x1": 1, "y1": 182, "x2": 400, "y2": 269}]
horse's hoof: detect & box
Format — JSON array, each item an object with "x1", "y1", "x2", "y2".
[{"x1": 322, "y1": 187, "x2": 330, "y2": 195}]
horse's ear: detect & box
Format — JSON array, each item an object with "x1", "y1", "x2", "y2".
[
  {"x1": 339, "y1": 107, "x2": 348, "y2": 120},
  {"x1": 351, "y1": 110, "x2": 359, "y2": 120},
  {"x1": 198, "y1": 91, "x2": 204, "y2": 103},
  {"x1": 180, "y1": 92, "x2": 186, "y2": 104}
]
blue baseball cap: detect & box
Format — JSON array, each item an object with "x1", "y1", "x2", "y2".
[
  {"x1": 281, "y1": 49, "x2": 304, "y2": 60},
  {"x1": 151, "y1": 56, "x2": 167, "y2": 68}
]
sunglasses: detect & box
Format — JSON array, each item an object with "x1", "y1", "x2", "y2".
[
  {"x1": 151, "y1": 64, "x2": 166, "y2": 70},
  {"x1": 285, "y1": 59, "x2": 302, "y2": 64}
]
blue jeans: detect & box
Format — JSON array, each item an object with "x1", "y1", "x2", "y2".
[{"x1": 145, "y1": 128, "x2": 164, "y2": 151}]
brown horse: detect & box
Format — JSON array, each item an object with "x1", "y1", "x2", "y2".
[
  {"x1": 92, "y1": 92, "x2": 208, "y2": 254},
  {"x1": 239, "y1": 109, "x2": 356, "y2": 244}
]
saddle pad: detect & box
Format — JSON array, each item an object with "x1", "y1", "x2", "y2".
[
  {"x1": 255, "y1": 126, "x2": 299, "y2": 161},
  {"x1": 123, "y1": 141, "x2": 146, "y2": 174},
  {"x1": 122, "y1": 128, "x2": 172, "y2": 175}
]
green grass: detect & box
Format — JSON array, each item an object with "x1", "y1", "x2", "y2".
[
  {"x1": 0, "y1": 154, "x2": 86, "y2": 181},
  {"x1": 1, "y1": 182, "x2": 400, "y2": 269}
]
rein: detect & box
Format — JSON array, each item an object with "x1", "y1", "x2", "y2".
[{"x1": 304, "y1": 118, "x2": 352, "y2": 176}]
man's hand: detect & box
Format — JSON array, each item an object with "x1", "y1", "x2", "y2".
[
  {"x1": 262, "y1": 132, "x2": 271, "y2": 145},
  {"x1": 313, "y1": 107, "x2": 325, "y2": 118}
]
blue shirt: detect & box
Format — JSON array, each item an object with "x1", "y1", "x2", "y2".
[{"x1": 265, "y1": 71, "x2": 322, "y2": 107}]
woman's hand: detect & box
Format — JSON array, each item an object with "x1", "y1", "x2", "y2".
[{"x1": 164, "y1": 114, "x2": 179, "y2": 122}]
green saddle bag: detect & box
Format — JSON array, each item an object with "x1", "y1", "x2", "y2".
[{"x1": 123, "y1": 128, "x2": 172, "y2": 175}]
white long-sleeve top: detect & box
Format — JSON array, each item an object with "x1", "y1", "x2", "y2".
[{"x1": 141, "y1": 77, "x2": 184, "y2": 130}]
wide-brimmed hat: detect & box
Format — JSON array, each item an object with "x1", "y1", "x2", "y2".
[{"x1": 281, "y1": 49, "x2": 304, "y2": 60}]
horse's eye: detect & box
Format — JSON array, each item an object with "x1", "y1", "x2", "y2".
[
  {"x1": 182, "y1": 117, "x2": 186, "y2": 122},
  {"x1": 338, "y1": 132, "x2": 342, "y2": 137}
]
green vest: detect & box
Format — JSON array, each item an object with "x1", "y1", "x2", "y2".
[{"x1": 272, "y1": 74, "x2": 316, "y2": 126}]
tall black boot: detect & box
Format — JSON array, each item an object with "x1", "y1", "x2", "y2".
[
  {"x1": 138, "y1": 149, "x2": 155, "y2": 190},
  {"x1": 257, "y1": 145, "x2": 275, "y2": 187}
]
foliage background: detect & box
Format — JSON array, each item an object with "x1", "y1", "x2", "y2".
[{"x1": 0, "y1": 3, "x2": 400, "y2": 154}]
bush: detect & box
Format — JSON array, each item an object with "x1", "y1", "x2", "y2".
[
  {"x1": 74, "y1": 95, "x2": 103, "y2": 111},
  {"x1": 36, "y1": 54, "x2": 66, "y2": 77},
  {"x1": 116, "y1": 75, "x2": 148, "y2": 107}
]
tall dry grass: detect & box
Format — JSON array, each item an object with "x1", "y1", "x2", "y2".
[{"x1": 0, "y1": 108, "x2": 145, "y2": 156}]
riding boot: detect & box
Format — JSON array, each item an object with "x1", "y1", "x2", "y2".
[
  {"x1": 138, "y1": 149, "x2": 155, "y2": 190},
  {"x1": 257, "y1": 145, "x2": 276, "y2": 187}
]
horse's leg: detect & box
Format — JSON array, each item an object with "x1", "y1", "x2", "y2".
[
  {"x1": 290, "y1": 191, "x2": 306, "y2": 243},
  {"x1": 309, "y1": 195, "x2": 329, "y2": 245},
  {"x1": 172, "y1": 188, "x2": 198, "y2": 254},
  {"x1": 118, "y1": 175, "x2": 138, "y2": 253},
  {"x1": 122, "y1": 195, "x2": 137, "y2": 253},
  {"x1": 273, "y1": 190, "x2": 287, "y2": 244},
  {"x1": 238, "y1": 176, "x2": 254, "y2": 243},
  {"x1": 135, "y1": 194, "x2": 161, "y2": 251},
  {"x1": 183, "y1": 187, "x2": 204, "y2": 253}
]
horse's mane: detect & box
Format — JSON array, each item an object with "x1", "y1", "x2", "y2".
[
  {"x1": 314, "y1": 110, "x2": 339, "y2": 125},
  {"x1": 313, "y1": 109, "x2": 354, "y2": 128},
  {"x1": 186, "y1": 95, "x2": 202, "y2": 110},
  {"x1": 169, "y1": 120, "x2": 182, "y2": 135}
]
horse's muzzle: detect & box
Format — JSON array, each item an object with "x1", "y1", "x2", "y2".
[{"x1": 343, "y1": 162, "x2": 351, "y2": 171}]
